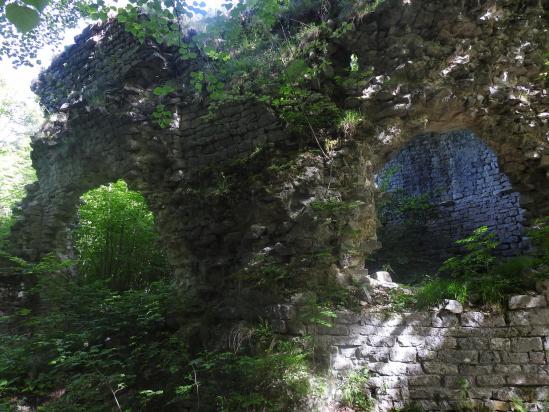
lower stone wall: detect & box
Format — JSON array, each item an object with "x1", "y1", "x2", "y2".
[{"x1": 271, "y1": 281, "x2": 549, "y2": 411}]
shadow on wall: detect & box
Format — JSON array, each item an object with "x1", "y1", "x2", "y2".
[{"x1": 369, "y1": 130, "x2": 526, "y2": 280}]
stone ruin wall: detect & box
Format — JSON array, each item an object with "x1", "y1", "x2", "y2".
[
  {"x1": 4, "y1": 0, "x2": 549, "y2": 409},
  {"x1": 269, "y1": 281, "x2": 549, "y2": 411},
  {"x1": 373, "y1": 130, "x2": 526, "y2": 277}
]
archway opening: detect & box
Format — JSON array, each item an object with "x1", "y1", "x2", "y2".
[
  {"x1": 73, "y1": 180, "x2": 170, "y2": 290},
  {"x1": 369, "y1": 130, "x2": 526, "y2": 281}
]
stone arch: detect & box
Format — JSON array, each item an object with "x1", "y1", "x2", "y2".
[
  {"x1": 7, "y1": 0, "x2": 548, "y2": 300},
  {"x1": 8, "y1": 20, "x2": 296, "y2": 300},
  {"x1": 329, "y1": 0, "x2": 548, "y2": 274},
  {"x1": 369, "y1": 129, "x2": 526, "y2": 278}
]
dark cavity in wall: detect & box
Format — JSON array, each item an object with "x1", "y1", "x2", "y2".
[{"x1": 369, "y1": 130, "x2": 526, "y2": 280}]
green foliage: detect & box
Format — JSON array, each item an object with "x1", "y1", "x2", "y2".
[
  {"x1": 0, "y1": 0, "x2": 83, "y2": 66},
  {"x1": 456, "y1": 378, "x2": 490, "y2": 411},
  {"x1": 510, "y1": 397, "x2": 532, "y2": 412},
  {"x1": 391, "y1": 226, "x2": 548, "y2": 309},
  {"x1": 438, "y1": 226, "x2": 498, "y2": 278},
  {"x1": 0, "y1": 74, "x2": 40, "y2": 246},
  {"x1": 378, "y1": 189, "x2": 436, "y2": 226},
  {"x1": 74, "y1": 180, "x2": 169, "y2": 290},
  {"x1": 4, "y1": 2, "x2": 40, "y2": 33},
  {"x1": 180, "y1": 336, "x2": 317, "y2": 411},
  {"x1": 0, "y1": 216, "x2": 13, "y2": 250},
  {"x1": 340, "y1": 368, "x2": 373, "y2": 412},
  {"x1": 0, "y1": 273, "x2": 191, "y2": 411},
  {"x1": 377, "y1": 165, "x2": 400, "y2": 192},
  {"x1": 269, "y1": 86, "x2": 341, "y2": 134},
  {"x1": 338, "y1": 0, "x2": 385, "y2": 20},
  {"x1": 152, "y1": 104, "x2": 173, "y2": 128},
  {"x1": 310, "y1": 198, "x2": 364, "y2": 215},
  {"x1": 349, "y1": 53, "x2": 359, "y2": 72},
  {"x1": 152, "y1": 84, "x2": 176, "y2": 97},
  {"x1": 236, "y1": 253, "x2": 291, "y2": 293},
  {"x1": 415, "y1": 278, "x2": 468, "y2": 308},
  {"x1": 528, "y1": 216, "x2": 549, "y2": 264},
  {"x1": 0, "y1": 143, "x2": 36, "y2": 216},
  {"x1": 338, "y1": 110, "x2": 363, "y2": 137},
  {"x1": 298, "y1": 293, "x2": 337, "y2": 328},
  {"x1": 0, "y1": 254, "x2": 322, "y2": 411}
]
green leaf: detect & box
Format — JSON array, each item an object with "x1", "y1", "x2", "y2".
[
  {"x1": 5, "y1": 3, "x2": 41, "y2": 33},
  {"x1": 22, "y1": 0, "x2": 48, "y2": 12},
  {"x1": 18, "y1": 308, "x2": 31, "y2": 316}
]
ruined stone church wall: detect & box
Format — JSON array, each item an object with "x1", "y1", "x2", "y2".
[
  {"x1": 4, "y1": 0, "x2": 549, "y2": 407},
  {"x1": 270, "y1": 282, "x2": 549, "y2": 411}
]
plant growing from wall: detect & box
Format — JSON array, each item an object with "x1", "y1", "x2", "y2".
[
  {"x1": 151, "y1": 104, "x2": 173, "y2": 129},
  {"x1": 339, "y1": 368, "x2": 374, "y2": 411},
  {"x1": 390, "y1": 224, "x2": 549, "y2": 309},
  {"x1": 338, "y1": 110, "x2": 363, "y2": 137},
  {"x1": 377, "y1": 189, "x2": 437, "y2": 227},
  {"x1": 528, "y1": 216, "x2": 549, "y2": 264}
]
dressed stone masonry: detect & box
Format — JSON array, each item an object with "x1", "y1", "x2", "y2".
[
  {"x1": 5, "y1": 0, "x2": 549, "y2": 408},
  {"x1": 9, "y1": 0, "x2": 548, "y2": 289},
  {"x1": 373, "y1": 130, "x2": 526, "y2": 276},
  {"x1": 270, "y1": 281, "x2": 549, "y2": 411}
]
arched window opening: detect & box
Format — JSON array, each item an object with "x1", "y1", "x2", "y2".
[
  {"x1": 369, "y1": 130, "x2": 526, "y2": 281},
  {"x1": 74, "y1": 180, "x2": 170, "y2": 290}
]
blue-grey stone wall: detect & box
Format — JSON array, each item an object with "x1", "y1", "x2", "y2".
[{"x1": 373, "y1": 130, "x2": 525, "y2": 277}]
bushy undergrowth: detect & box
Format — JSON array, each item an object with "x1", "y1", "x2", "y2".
[
  {"x1": 0, "y1": 179, "x2": 320, "y2": 411},
  {"x1": 75, "y1": 180, "x2": 169, "y2": 291},
  {"x1": 0, "y1": 264, "x2": 319, "y2": 411},
  {"x1": 391, "y1": 221, "x2": 549, "y2": 309},
  {"x1": 340, "y1": 368, "x2": 373, "y2": 411}
]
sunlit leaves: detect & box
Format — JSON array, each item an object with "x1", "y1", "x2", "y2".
[
  {"x1": 0, "y1": 0, "x2": 83, "y2": 66},
  {"x1": 75, "y1": 180, "x2": 169, "y2": 290},
  {"x1": 5, "y1": 3, "x2": 40, "y2": 33},
  {"x1": 152, "y1": 84, "x2": 176, "y2": 96},
  {"x1": 22, "y1": 0, "x2": 48, "y2": 12}
]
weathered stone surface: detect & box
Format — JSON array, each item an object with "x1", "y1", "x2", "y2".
[
  {"x1": 460, "y1": 311, "x2": 506, "y2": 328},
  {"x1": 277, "y1": 300, "x2": 549, "y2": 410},
  {"x1": 374, "y1": 271, "x2": 392, "y2": 283},
  {"x1": 6, "y1": 0, "x2": 549, "y2": 411},
  {"x1": 510, "y1": 337, "x2": 544, "y2": 352},
  {"x1": 389, "y1": 347, "x2": 417, "y2": 363},
  {"x1": 508, "y1": 294, "x2": 547, "y2": 310},
  {"x1": 442, "y1": 300, "x2": 463, "y2": 314}
]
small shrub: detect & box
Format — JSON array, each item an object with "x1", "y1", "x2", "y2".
[
  {"x1": 437, "y1": 227, "x2": 498, "y2": 278},
  {"x1": 340, "y1": 368, "x2": 374, "y2": 412},
  {"x1": 338, "y1": 110, "x2": 363, "y2": 137},
  {"x1": 152, "y1": 104, "x2": 173, "y2": 128},
  {"x1": 390, "y1": 225, "x2": 548, "y2": 309}
]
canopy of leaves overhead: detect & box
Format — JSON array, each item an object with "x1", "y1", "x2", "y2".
[{"x1": 0, "y1": 0, "x2": 208, "y2": 66}]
